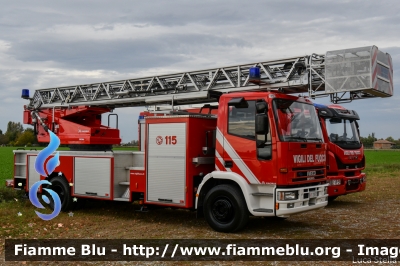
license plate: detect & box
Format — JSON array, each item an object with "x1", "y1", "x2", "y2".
[{"x1": 309, "y1": 191, "x2": 317, "y2": 198}]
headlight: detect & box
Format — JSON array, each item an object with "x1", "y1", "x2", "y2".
[
  {"x1": 329, "y1": 179, "x2": 341, "y2": 186},
  {"x1": 279, "y1": 191, "x2": 298, "y2": 201}
]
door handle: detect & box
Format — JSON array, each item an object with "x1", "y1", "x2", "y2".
[{"x1": 224, "y1": 161, "x2": 233, "y2": 168}]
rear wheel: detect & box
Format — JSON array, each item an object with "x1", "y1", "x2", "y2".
[
  {"x1": 203, "y1": 184, "x2": 248, "y2": 232},
  {"x1": 47, "y1": 176, "x2": 73, "y2": 211}
]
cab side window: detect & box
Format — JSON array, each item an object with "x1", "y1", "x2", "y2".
[{"x1": 228, "y1": 101, "x2": 256, "y2": 140}]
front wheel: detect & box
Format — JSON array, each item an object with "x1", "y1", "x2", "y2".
[
  {"x1": 203, "y1": 184, "x2": 248, "y2": 232},
  {"x1": 328, "y1": 196, "x2": 338, "y2": 202}
]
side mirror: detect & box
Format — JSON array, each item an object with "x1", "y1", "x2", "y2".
[
  {"x1": 228, "y1": 97, "x2": 248, "y2": 108},
  {"x1": 255, "y1": 101, "x2": 268, "y2": 114},
  {"x1": 255, "y1": 114, "x2": 269, "y2": 134}
]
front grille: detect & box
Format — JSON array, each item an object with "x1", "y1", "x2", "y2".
[
  {"x1": 292, "y1": 166, "x2": 325, "y2": 182},
  {"x1": 293, "y1": 176, "x2": 325, "y2": 182},
  {"x1": 335, "y1": 156, "x2": 361, "y2": 170}
]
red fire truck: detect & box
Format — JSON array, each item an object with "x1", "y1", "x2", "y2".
[
  {"x1": 13, "y1": 45, "x2": 392, "y2": 232},
  {"x1": 314, "y1": 104, "x2": 366, "y2": 201},
  {"x1": 140, "y1": 102, "x2": 367, "y2": 202}
]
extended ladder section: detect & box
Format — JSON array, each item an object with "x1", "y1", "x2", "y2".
[{"x1": 26, "y1": 45, "x2": 393, "y2": 109}]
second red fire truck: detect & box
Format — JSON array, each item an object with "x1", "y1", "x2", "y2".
[{"x1": 314, "y1": 104, "x2": 366, "y2": 200}]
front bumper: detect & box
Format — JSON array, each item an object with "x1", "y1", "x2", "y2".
[
  {"x1": 327, "y1": 173, "x2": 366, "y2": 197},
  {"x1": 275, "y1": 183, "x2": 328, "y2": 217}
]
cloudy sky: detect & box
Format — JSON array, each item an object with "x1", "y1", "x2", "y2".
[{"x1": 0, "y1": 0, "x2": 399, "y2": 142}]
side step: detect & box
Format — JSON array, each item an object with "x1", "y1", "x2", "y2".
[
  {"x1": 252, "y1": 193, "x2": 273, "y2": 197},
  {"x1": 253, "y1": 208, "x2": 273, "y2": 213}
]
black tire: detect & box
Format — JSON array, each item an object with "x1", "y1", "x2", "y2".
[
  {"x1": 203, "y1": 184, "x2": 248, "y2": 232},
  {"x1": 328, "y1": 196, "x2": 338, "y2": 202},
  {"x1": 47, "y1": 176, "x2": 73, "y2": 211}
]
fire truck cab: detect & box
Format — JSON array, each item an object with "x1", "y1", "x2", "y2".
[{"x1": 314, "y1": 103, "x2": 366, "y2": 200}]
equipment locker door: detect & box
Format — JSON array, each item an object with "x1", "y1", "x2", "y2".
[
  {"x1": 73, "y1": 157, "x2": 112, "y2": 198},
  {"x1": 146, "y1": 123, "x2": 186, "y2": 205}
]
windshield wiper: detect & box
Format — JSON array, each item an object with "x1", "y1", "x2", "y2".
[
  {"x1": 332, "y1": 140, "x2": 360, "y2": 144},
  {"x1": 285, "y1": 136, "x2": 308, "y2": 142},
  {"x1": 305, "y1": 138, "x2": 323, "y2": 142}
]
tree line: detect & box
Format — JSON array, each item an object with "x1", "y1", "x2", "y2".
[
  {"x1": 0, "y1": 121, "x2": 37, "y2": 146},
  {"x1": 359, "y1": 132, "x2": 400, "y2": 147}
]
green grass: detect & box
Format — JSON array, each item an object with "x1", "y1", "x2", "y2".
[
  {"x1": 0, "y1": 147, "x2": 16, "y2": 184},
  {"x1": 364, "y1": 149, "x2": 400, "y2": 174},
  {"x1": 113, "y1": 146, "x2": 139, "y2": 151},
  {"x1": 365, "y1": 149, "x2": 400, "y2": 164}
]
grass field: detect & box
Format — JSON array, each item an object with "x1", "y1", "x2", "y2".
[
  {"x1": 0, "y1": 147, "x2": 14, "y2": 184},
  {"x1": 365, "y1": 149, "x2": 400, "y2": 164},
  {"x1": 364, "y1": 149, "x2": 400, "y2": 174},
  {"x1": 1, "y1": 148, "x2": 399, "y2": 265}
]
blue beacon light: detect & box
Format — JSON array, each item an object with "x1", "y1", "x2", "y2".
[
  {"x1": 313, "y1": 103, "x2": 327, "y2": 109},
  {"x1": 21, "y1": 89, "x2": 30, "y2": 99},
  {"x1": 249, "y1": 67, "x2": 261, "y2": 84}
]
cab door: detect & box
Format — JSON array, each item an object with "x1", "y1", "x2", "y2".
[{"x1": 222, "y1": 97, "x2": 274, "y2": 184}]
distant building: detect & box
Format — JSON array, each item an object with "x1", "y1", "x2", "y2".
[{"x1": 373, "y1": 139, "x2": 395, "y2": 149}]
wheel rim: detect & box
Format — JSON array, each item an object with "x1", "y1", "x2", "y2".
[{"x1": 211, "y1": 196, "x2": 235, "y2": 224}]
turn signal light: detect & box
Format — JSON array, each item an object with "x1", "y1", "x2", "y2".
[{"x1": 280, "y1": 168, "x2": 288, "y2": 173}]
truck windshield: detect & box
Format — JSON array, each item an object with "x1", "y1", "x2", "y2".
[
  {"x1": 326, "y1": 119, "x2": 361, "y2": 148},
  {"x1": 273, "y1": 99, "x2": 323, "y2": 142}
]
